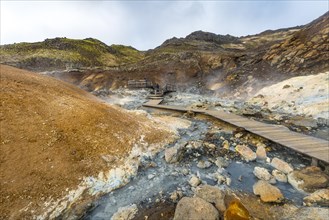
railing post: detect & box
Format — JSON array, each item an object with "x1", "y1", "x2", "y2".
[{"x1": 311, "y1": 158, "x2": 319, "y2": 166}]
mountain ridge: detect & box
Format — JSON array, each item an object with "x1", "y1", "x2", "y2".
[{"x1": 0, "y1": 12, "x2": 328, "y2": 97}]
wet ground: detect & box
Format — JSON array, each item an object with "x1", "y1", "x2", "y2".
[
  {"x1": 84, "y1": 118, "x2": 309, "y2": 219},
  {"x1": 82, "y1": 89, "x2": 328, "y2": 220}
]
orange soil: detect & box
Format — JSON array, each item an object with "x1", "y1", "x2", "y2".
[{"x1": 0, "y1": 65, "x2": 171, "y2": 219}]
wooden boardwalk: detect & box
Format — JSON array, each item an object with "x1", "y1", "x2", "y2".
[{"x1": 143, "y1": 100, "x2": 329, "y2": 164}]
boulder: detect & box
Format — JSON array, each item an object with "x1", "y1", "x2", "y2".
[
  {"x1": 173, "y1": 197, "x2": 219, "y2": 220},
  {"x1": 235, "y1": 145, "x2": 256, "y2": 162},
  {"x1": 288, "y1": 166, "x2": 329, "y2": 192},
  {"x1": 253, "y1": 167, "x2": 276, "y2": 184},
  {"x1": 272, "y1": 169, "x2": 287, "y2": 182},
  {"x1": 189, "y1": 175, "x2": 201, "y2": 187},
  {"x1": 287, "y1": 207, "x2": 329, "y2": 220},
  {"x1": 195, "y1": 185, "x2": 226, "y2": 212},
  {"x1": 111, "y1": 204, "x2": 138, "y2": 220},
  {"x1": 303, "y1": 189, "x2": 329, "y2": 207},
  {"x1": 253, "y1": 180, "x2": 284, "y2": 203},
  {"x1": 256, "y1": 145, "x2": 267, "y2": 161},
  {"x1": 165, "y1": 144, "x2": 184, "y2": 163},
  {"x1": 270, "y1": 157, "x2": 293, "y2": 174}
]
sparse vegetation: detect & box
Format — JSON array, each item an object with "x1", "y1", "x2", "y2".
[{"x1": 0, "y1": 37, "x2": 144, "y2": 70}]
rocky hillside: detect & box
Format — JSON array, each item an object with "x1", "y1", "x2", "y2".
[
  {"x1": 263, "y1": 12, "x2": 329, "y2": 74},
  {"x1": 0, "y1": 65, "x2": 173, "y2": 219},
  {"x1": 1, "y1": 12, "x2": 328, "y2": 97},
  {"x1": 0, "y1": 38, "x2": 144, "y2": 71}
]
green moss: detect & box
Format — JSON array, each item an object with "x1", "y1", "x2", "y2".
[
  {"x1": 110, "y1": 44, "x2": 144, "y2": 63},
  {"x1": 0, "y1": 37, "x2": 144, "y2": 69}
]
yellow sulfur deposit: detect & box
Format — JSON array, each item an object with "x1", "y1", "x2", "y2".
[{"x1": 224, "y1": 200, "x2": 250, "y2": 220}]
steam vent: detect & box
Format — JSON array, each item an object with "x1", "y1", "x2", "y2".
[{"x1": 1, "y1": 3, "x2": 328, "y2": 219}]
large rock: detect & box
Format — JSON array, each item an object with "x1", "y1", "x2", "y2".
[
  {"x1": 303, "y1": 189, "x2": 329, "y2": 207},
  {"x1": 189, "y1": 175, "x2": 201, "y2": 187},
  {"x1": 164, "y1": 143, "x2": 185, "y2": 163},
  {"x1": 253, "y1": 167, "x2": 276, "y2": 184},
  {"x1": 288, "y1": 166, "x2": 329, "y2": 192},
  {"x1": 235, "y1": 145, "x2": 256, "y2": 162},
  {"x1": 195, "y1": 185, "x2": 226, "y2": 212},
  {"x1": 270, "y1": 157, "x2": 293, "y2": 174},
  {"x1": 173, "y1": 197, "x2": 219, "y2": 220},
  {"x1": 287, "y1": 207, "x2": 329, "y2": 220},
  {"x1": 253, "y1": 180, "x2": 284, "y2": 203},
  {"x1": 111, "y1": 204, "x2": 138, "y2": 220},
  {"x1": 256, "y1": 145, "x2": 267, "y2": 161},
  {"x1": 272, "y1": 169, "x2": 287, "y2": 182}
]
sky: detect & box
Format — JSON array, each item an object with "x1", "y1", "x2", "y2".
[{"x1": 1, "y1": 1, "x2": 328, "y2": 50}]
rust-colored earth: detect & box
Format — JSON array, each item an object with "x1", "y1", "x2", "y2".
[{"x1": 0, "y1": 65, "x2": 172, "y2": 219}]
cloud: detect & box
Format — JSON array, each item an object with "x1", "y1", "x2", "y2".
[{"x1": 1, "y1": 1, "x2": 328, "y2": 50}]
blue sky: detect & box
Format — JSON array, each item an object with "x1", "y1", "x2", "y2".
[{"x1": 1, "y1": 1, "x2": 328, "y2": 50}]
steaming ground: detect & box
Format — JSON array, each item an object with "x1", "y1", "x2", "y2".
[
  {"x1": 1, "y1": 65, "x2": 328, "y2": 219},
  {"x1": 248, "y1": 72, "x2": 329, "y2": 119},
  {"x1": 79, "y1": 74, "x2": 329, "y2": 219}
]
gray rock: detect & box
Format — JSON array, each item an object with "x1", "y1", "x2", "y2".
[
  {"x1": 188, "y1": 140, "x2": 203, "y2": 149},
  {"x1": 147, "y1": 174, "x2": 155, "y2": 180},
  {"x1": 210, "y1": 172, "x2": 226, "y2": 184},
  {"x1": 226, "y1": 177, "x2": 232, "y2": 186},
  {"x1": 111, "y1": 204, "x2": 138, "y2": 220},
  {"x1": 270, "y1": 157, "x2": 293, "y2": 174},
  {"x1": 303, "y1": 189, "x2": 329, "y2": 207},
  {"x1": 253, "y1": 180, "x2": 284, "y2": 203},
  {"x1": 272, "y1": 169, "x2": 287, "y2": 182},
  {"x1": 235, "y1": 144, "x2": 257, "y2": 162},
  {"x1": 288, "y1": 166, "x2": 329, "y2": 192},
  {"x1": 181, "y1": 168, "x2": 189, "y2": 175},
  {"x1": 195, "y1": 185, "x2": 226, "y2": 212},
  {"x1": 189, "y1": 175, "x2": 201, "y2": 187},
  {"x1": 173, "y1": 197, "x2": 219, "y2": 220},
  {"x1": 256, "y1": 145, "x2": 267, "y2": 161},
  {"x1": 165, "y1": 143, "x2": 185, "y2": 163},
  {"x1": 286, "y1": 207, "x2": 329, "y2": 220},
  {"x1": 253, "y1": 167, "x2": 276, "y2": 184},
  {"x1": 214, "y1": 157, "x2": 230, "y2": 168}
]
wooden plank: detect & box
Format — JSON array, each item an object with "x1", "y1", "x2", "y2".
[
  {"x1": 303, "y1": 148, "x2": 329, "y2": 153},
  {"x1": 275, "y1": 139, "x2": 328, "y2": 147},
  {"x1": 145, "y1": 99, "x2": 163, "y2": 105},
  {"x1": 143, "y1": 101, "x2": 329, "y2": 163},
  {"x1": 308, "y1": 151, "x2": 329, "y2": 162}
]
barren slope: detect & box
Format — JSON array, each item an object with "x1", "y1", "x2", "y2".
[
  {"x1": 0, "y1": 65, "x2": 171, "y2": 219},
  {"x1": 0, "y1": 13, "x2": 328, "y2": 98}
]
